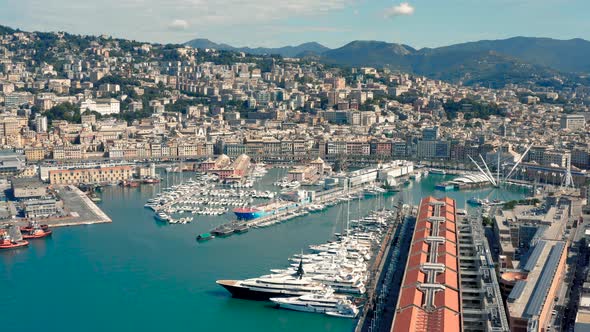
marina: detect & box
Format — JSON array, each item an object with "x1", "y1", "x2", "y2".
[
  {"x1": 216, "y1": 206, "x2": 403, "y2": 320},
  {"x1": 0, "y1": 168, "x2": 530, "y2": 332}
]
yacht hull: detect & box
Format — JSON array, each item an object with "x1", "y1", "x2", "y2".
[
  {"x1": 216, "y1": 280, "x2": 296, "y2": 301},
  {"x1": 273, "y1": 302, "x2": 329, "y2": 313}
]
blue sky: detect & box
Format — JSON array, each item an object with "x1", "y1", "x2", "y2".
[{"x1": 1, "y1": 0, "x2": 588, "y2": 48}]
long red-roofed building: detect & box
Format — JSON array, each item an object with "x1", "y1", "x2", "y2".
[{"x1": 391, "y1": 196, "x2": 463, "y2": 332}]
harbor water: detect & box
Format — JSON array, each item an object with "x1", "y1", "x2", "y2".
[{"x1": 0, "y1": 169, "x2": 528, "y2": 331}]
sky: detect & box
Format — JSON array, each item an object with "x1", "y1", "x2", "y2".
[{"x1": 0, "y1": 0, "x2": 589, "y2": 49}]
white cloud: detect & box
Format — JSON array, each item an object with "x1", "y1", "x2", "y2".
[
  {"x1": 168, "y1": 19, "x2": 189, "y2": 30},
  {"x1": 4, "y1": 0, "x2": 357, "y2": 43},
  {"x1": 384, "y1": 2, "x2": 415, "y2": 18}
]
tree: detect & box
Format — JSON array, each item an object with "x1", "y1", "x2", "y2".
[
  {"x1": 443, "y1": 98, "x2": 505, "y2": 120},
  {"x1": 44, "y1": 102, "x2": 81, "y2": 124}
]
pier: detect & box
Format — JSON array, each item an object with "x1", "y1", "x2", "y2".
[
  {"x1": 355, "y1": 204, "x2": 416, "y2": 332},
  {"x1": 0, "y1": 185, "x2": 112, "y2": 229},
  {"x1": 45, "y1": 185, "x2": 112, "y2": 227},
  {"x1": 209, "y1": 184, "x2": 379, "y2": 237},
  {"x1": 53, "y1": 185, "x2": 112, "y2": 227}
]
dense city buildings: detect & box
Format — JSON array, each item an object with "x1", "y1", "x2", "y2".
[{"x1": 0, "y1": 26, "x2": 587, "y2": 179}]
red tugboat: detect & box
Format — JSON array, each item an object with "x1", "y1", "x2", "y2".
[
  {"x1": 21, "y1": 222, "x2": 52, "y2": 239},
  {"x1": 0, "y1": 231, "x2": 29, "y2": 250},
  {"x1": 20, "y1": 221, "x2": 49, "y2": 233}
]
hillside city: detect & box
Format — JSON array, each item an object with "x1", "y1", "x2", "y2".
[
  {"x1": 2, "y1": 24, "x2": 590, "y2": 332},
  {"x1": 0, "y1": 27, "x2": 588, "y2": 175}
]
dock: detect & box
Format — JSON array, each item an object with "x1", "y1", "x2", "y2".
[
  {"x1": 208, "y1": 184, "x2": 380, "y2": 238},
  {"x1": 40, "y1": 185, "x2": 111, "y2": 227},
  {"x1": 0, "y1": 185, "x2": 112, "y2": 229},
  {"x1": 355, "y1": 205, "x2": 416, "y2": 332}
]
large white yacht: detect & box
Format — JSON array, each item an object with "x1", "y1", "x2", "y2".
[
  {"x1": 217, "y1": 271, "x2": 327, "y2": 300},
  {"x1": 270, "y1": 289, "x2": 357, "y2": 315}
]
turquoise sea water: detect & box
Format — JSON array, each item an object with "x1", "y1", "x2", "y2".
[{"x1": 0, "y1": 170, "x2": 528, "y2": 332}]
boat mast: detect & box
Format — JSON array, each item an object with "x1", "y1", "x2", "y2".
[
  {"x1": 346, "y1": 198, "x2": 350, "y2": 236},
  {"x1": 296, "y1": 250, "x2": 304, "y2": 279}
]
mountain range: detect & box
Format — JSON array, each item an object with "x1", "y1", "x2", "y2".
[
  {"x1": 185, "y1": 36, "x2": 590, "y2": 86},
  {"x1": 185, "y1": 38, "x2": 330, "y2": 58}
]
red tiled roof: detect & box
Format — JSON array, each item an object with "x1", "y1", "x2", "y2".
[
  {"x1": 403, "y1": 268, "x2": 427, "y2": 287},
  {"x1": 406, "y1": 251, "x2": 429, "y2": 271},
  {"x1": 410, "y1": 241, "x2": 430, "y2": 254},
  {"x1": 391, "y1": 196, "x2": 462, "y2": 332},
  {"x1": 436, "y1": 252, "x2": 459, "y2": 272},
  {"x1": 398, "y1": 285, "x2": 424, "y2": 308}
]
